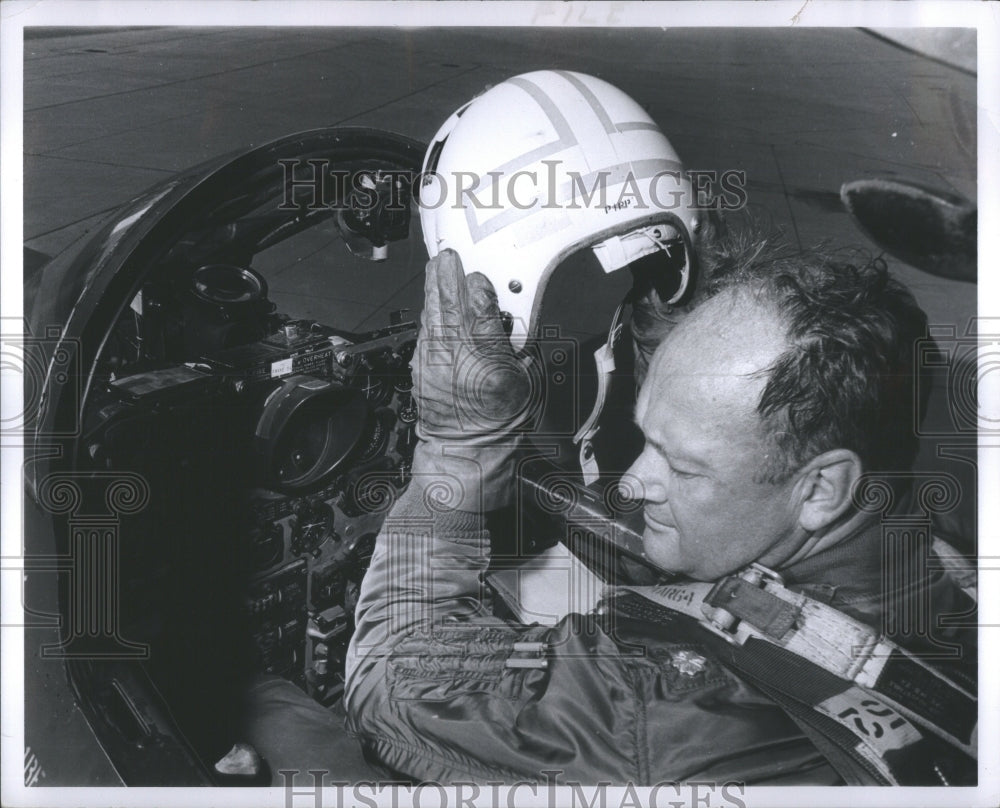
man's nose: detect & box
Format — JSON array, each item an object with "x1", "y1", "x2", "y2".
[{"x1": 622, "y1": 448, "x2": 668, "y2": 504}]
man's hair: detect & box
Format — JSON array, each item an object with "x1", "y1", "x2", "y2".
[{"x1": 699, "y1": 225, "x2": 931, "y2": 484}]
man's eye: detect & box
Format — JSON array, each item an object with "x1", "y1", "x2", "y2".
[{"x1": 668, "y1": 463, "x2": 697, "y2": 480}]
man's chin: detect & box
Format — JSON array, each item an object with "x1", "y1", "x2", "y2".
[
  {"x1": 640, "y1": 527, "x2": 728, "y2": 581},
  {"x1": 640, "y1": 525, "x2": 686, "y2": 576}
]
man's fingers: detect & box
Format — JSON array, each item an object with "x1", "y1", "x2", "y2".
[
  {"x1": 465, "y1": 271, "x2": 508, "y2": 339},
  {"x1": 424, "y1": 249, "x2": 466, "y2": 335},
  {"x1": 422, "y1": 255, "x2": 442, "y2": 330},
  {"x1": 465, "y1": 272, "x2": 499, "y2": 316}
]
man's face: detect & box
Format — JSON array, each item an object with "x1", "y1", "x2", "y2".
[{"x1": 624, "y1": 290, "x2": 807, "y2": 580}]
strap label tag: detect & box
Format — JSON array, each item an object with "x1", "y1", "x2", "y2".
[{"x1": 816, "y1": 691, "x2": 923, "y2": 755}]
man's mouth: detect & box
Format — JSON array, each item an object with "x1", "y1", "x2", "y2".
[{"x1": 643, "y1": 510, "x2": 675, "y2": 532}]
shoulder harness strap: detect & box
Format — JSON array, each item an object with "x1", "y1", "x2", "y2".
[{"x1": 609, "y1": 563, "x2": 977, "y2": 785}]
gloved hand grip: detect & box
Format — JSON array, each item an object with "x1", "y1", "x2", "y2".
[{"x1": 410, "y1": 250, "x2": 540, "y2": 511}]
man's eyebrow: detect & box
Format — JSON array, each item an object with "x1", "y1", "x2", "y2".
[
  {"x1": 632, "y1": 408, "x2": 667, "y2": 456},
  {"x1": 644, "y1": 434, "x2": 671, "y2": 459},
  {"x1": 636, "y1": 425, "x2": 710, "y2": 472}
]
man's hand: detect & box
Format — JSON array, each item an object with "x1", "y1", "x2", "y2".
[{"x1": 410, "y1": 249, "x2": 539, "y2": 511}]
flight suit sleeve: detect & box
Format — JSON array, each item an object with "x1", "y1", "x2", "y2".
[{"x1": 343, "y1": 479, "x2": 556, "y2": 780}]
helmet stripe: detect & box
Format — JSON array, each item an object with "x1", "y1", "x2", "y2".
[
  {"x1": 465, "y1": 156, "x2": 688, "y2": 244},
  {"x1": 615, "y1": 121, "x2": 662, "y2": 133},
  {"x1": 555, "y1": 70, "x2": 617, "y2": 135},
  {"x1": 506, "y1": 77, "x2": 577, "y2": 142}
]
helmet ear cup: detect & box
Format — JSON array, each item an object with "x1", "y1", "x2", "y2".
[{"x1": 628, "y1": 242, "x2": 690, "y2": 307}]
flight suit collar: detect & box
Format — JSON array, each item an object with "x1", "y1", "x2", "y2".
[{"x1": 779, "y1": 519, "x2": 887, "y2": 627}]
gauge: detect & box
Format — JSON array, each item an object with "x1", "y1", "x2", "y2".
[
  {"x1": 255, "y1": 375, "x2": 368, "y2": 492},
  {"x1": 289, "y1": 499, "x2": 336, "y2": 557},
  {"x1": 191, "y1": 264, "x2": 268, "y2": 306},
  {"x1": 356, "y1": 408, "x2": 395, "y2": 463}
]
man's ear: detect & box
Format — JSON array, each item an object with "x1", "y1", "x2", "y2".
[{"x1": 794, "y1": 449, "x2": 863, "y2": 532}]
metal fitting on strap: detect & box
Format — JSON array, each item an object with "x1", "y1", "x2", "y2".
[{"x1": 702, "y1": 564, "x2": 799, "y2": 645}]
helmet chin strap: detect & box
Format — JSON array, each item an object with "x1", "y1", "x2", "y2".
[
  {"x1": 573, "y1": 299, "x2": 627, "y2": 485},
  {"x1": 572, "y1": 233, "x2": 693, "y2": 484}
]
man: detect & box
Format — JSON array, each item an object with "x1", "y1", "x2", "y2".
[{"x1": 344, "y1": 238, "x2": 977, "y2": 786}]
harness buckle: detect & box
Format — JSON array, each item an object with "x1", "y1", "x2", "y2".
[
  {"x1": 700, "y1": 563, "x2": 788, "y2": 646},
  {"x1": 744, "y1": 562, "x2": 785, "y2": 586}
]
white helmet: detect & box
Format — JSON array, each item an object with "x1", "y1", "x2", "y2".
[{"x1": 418, "y1": 70, "x2": 701, "y2": 349}]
